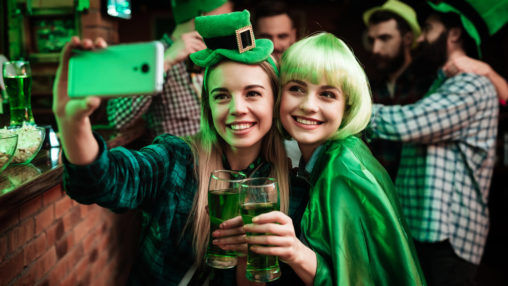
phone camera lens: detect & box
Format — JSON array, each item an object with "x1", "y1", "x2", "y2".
[{"x1": 141, "y1": 63, "x2": 150, "y2": 73}]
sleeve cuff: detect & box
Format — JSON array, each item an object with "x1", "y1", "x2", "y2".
[{"x1": 62, "y1": 132, "x2": 109, "y2": 179}]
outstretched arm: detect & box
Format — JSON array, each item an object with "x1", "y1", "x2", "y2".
[
  {"x1": 443, "y1": 55, "x2": 508, "y2": 104},
  {"x1": 52, "y1": 37, "x2": 104, "y2": 165}
]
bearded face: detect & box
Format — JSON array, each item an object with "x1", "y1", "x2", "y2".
[
  {"x1": 370, "y1": 40, "x2": 406, "y2": 75},
  {"x1": 411, "y1": 28, "x2": 448, "y2": 76}
]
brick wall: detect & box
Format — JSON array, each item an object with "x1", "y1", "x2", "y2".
[{"x1": 0, "y1": 185, "x2": 140, "y2": 286}]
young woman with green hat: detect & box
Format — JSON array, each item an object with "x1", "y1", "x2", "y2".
[
  {"x1": 240, "y1": 32, "x2": 426, "y2": 285},
  {"x1": 52, "y1": 10, "x2": 294, "y2": 286}
]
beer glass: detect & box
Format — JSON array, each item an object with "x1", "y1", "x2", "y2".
[
  {"x1": 2, "y1": 61, "x2": 35, "y2": 126},
  {"x1": 205, "y1": 170, "x2": 246, "y2": 269},
  {"x1": 240, "y1": 177, "x2": 281, "y2": 282}
]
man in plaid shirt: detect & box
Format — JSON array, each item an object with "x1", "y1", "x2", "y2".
[
  {"x1": 106, "y1": 1, "x2": 233, "y2": 140},
  {"x1": 367, "y1": 1, "x2": 506, "y2": 285}
]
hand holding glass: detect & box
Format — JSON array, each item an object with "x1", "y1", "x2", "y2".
[
  {"x1": 240, "y1": 177, "x2": 281, "y2": 282},
  {"x1": 205, "y1": 170, "x2": 246, "y2": 269},
  {"x1": 2, "y1": 61, "x2": 34, "y2": 126}
]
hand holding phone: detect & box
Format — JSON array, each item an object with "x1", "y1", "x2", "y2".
[{"x1": 67, "y1": 41, "x2": 164, "y2": 98}]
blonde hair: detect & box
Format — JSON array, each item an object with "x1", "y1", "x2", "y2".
[
  {"x1": 183, "y1": 60, "x2": 289, "y2": 264},
  {"x1": 276, "y1": 32, "x2": 372, "y2": 140}
]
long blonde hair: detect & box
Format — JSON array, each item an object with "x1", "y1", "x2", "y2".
[{"x1": 183, "y1": 60, "x2": 289, "y2": 264}]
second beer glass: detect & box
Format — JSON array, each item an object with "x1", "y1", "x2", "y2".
[
  {"x1": 240, "y1": 177, "x2": 281, "y2": 282},
  {"x1": 205, "y1": 170, "x2": 246, "y2": 269}
]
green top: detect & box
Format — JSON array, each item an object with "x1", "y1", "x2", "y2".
[{"x1": 301, "y1": 136, "x2": 426, "y2": 285}]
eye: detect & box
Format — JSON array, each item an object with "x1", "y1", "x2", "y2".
[
  {"x1": 320, "y1": 91, "x2": 337, "y2": 99},
  {"x1": 212, "y1": 93, "x2": 230, "y2": 101},
  {"x1": 246, "y1": 90, "x2": 262, "y2": 97},
  {"x1": 287, "y1": 84, "x2": 305, "y2": 94}
]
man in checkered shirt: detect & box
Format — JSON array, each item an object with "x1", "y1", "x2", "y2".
[
  {"x1": 367, "y1": 1, "x2": 506, "y2": 285},
  {"x1": 106, "y1": 1, "x2": 233, "y2": 141}
]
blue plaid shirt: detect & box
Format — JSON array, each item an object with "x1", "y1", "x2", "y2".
[{"x1": 367, "y1": 72, "x2": 498, "y2": 264}]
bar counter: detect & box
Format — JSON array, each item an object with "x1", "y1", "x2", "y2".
[{"x1": 0, "y1": 121, "x2": 146, "y2": 218}]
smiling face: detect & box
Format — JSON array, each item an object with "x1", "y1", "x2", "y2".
[
  {"x1": 207, "y1": 61, "x2": 274, "y2": 154},
  {"x1": 280, "y1": 77, "x2": 346, "y2": 159}
]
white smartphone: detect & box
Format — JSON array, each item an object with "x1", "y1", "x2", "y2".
[{"x1": 68, "y1": 41, "x2": 164, "y2": 97}]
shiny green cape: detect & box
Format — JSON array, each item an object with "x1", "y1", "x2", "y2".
[{"x1": 301, "y1": 136, "x2": 426, "y2": 285}]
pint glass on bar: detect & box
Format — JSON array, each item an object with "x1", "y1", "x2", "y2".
[
  {"x1": 205, "y1": 170, "x2": 246, "y2": 269},
  {"x1": 2, "y1": 61, "x2": 34, "y2": 126},
  {"x1": 240, "y1": 177, "x2": 281, "y2": 282}
]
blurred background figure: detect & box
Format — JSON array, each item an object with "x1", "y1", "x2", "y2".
[
  {"x1": 363, "y1": 0, "x2": 434, "y2": 180},
  {"x1": 252, "y1": 0, "x2": 297, "y2": 61},
  {"x1": 106, "y1": 0, "x2": 233, "y2": 145},
  {"x1": 366, "y1": 0, "x2": 508, "y2": 284}
]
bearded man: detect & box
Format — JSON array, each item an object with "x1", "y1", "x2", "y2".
[
  {"x1": 366, "y1": 0, "x2": 508, "y2": 284},
  {"x1": 363, "y1": 0, "x2": 434, "y2": 179}
]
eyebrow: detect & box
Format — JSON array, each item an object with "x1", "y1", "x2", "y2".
[
  {"x1": 210, "y1": 87, "x2": 228, "y2": 93},
  {"x1": 210, "y1": 85, "x2": 266, "y2": 93},
  {"x1": 287, "y1": 79, "x2": 307, "y2": 86}
]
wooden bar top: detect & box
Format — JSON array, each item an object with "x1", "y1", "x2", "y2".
[{"x1": 0, "y1": 121, "x2": 145, "y2": 218}]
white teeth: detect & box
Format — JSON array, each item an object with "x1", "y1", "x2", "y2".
[
  {"x1": 296, "y1": 118, "x2": 318, "y2": 125},
  {"x1": 230, "y1": 123, "x2": 252, "y2": 130}
]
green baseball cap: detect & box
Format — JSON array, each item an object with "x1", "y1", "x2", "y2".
[
  {"x1": 190, "y1": 10, "x2": 274, "y2": 68},
  {"x1": 427, "y1": 0, "x2": 508, "y2": 57},
  {"x1": 171, "y1": 0, "x2": 228, "y2": 24},
  {"x1": 363, "y1": 0, "x2": 421, "y2": 48}
]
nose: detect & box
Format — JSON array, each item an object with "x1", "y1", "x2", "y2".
[
  {"x1": 273, "y1": 38, "x2": 284, "y2": 52},
  {"x1": 230, "y1": 95, "x2": 248, "y2": 116},
  {"x1": 299, "y1": 93, "x2": 318, "y2": 113},
  {"x1": 372, "y1": 39, "x2": 382, "y2": 55},
  {"x1": 416, "y1": 33, "x2": 424, "y2": 44}
]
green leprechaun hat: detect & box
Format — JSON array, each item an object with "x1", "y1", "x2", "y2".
[
  {"x1": 190, "y1": 10, "x2": 275, "y2": 68},
  {"x1": 427, "y1": 0, "x2": 508, "y2": 58},
  {"x1": 171, "y1": 0, "x2": 228, "y2": 24}
]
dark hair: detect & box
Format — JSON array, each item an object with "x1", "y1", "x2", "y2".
[
  {"x1": 369, "y1": 10, "x2": 411, "y2": 36},
  {"x1": 432, "y1": 11, "x2": 479, "y2": 58},
  {"x1": 253, "y1": 0, "x2": 295, "y2": 28}
]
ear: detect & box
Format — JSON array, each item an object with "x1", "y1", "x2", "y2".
[
  {"x1": 402, "y1": 32, "x2": 413, "y2": 48},
  {"x1": 448, "y1": 27, "x2": 462, "y2": 43},
  {"x1": 290, "y1": 27, "x2": 297, "y2": 42}
]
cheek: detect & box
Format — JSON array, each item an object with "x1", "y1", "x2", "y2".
[{"x1": 279, "y1": 94, "x2": 291, "y2": 116}]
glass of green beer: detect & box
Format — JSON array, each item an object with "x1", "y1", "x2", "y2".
[
  {"x1": 240, "y1": 177, "x2": 281, "y2": 282},
  {"x1": 206, "y1": 170, "x2": 247, "y2": 269},
  {"x1": 2, "y1": 61, "x2": 35, "y2": 127}
]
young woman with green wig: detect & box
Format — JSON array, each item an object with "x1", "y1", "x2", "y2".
[
  {"x1": 52, "y1": 10, "x2": 292, "y2": 286},
  {"x1": 241, "y1": 32, "x2": 426, "y2": 285}
]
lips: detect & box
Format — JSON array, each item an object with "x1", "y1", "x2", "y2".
[
  {"x1": 227, "y1": 122, "x2": 256, "y2": 131},
  {"x1": 293, "y1": 116, "x2": 322, "y2": 125},
  {"x1": 290, "y1": 116, "x2": 323, "y2": 131}
]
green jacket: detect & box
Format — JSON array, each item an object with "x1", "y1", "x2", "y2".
[{"x1": 302, "y1": 136, "x2": 426, "y2": 285}]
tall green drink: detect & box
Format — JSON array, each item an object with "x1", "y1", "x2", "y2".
[
  {"x1": 5, "y1": 75, "x2": 34, "y2": 126},
  {"x1": 205, "y1": 170, "x2": 246, "y2": 269},
  {"x1": 240, "y1": 177, "x2": 281, "y2": 282},
  {"x1": 241, "y1": 201, "x2": 280, "y2": 280},
  {"x1": 2, "y1": 61, "x2": 34, "y2": 126},
  {"x1": 206, "y1": 188, "x2": 240, "y2": 268}
]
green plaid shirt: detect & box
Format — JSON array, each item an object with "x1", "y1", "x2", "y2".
[
  {"x1": 62, "y1": 134, "x2": 274, "y2": 285},
  {"x1": 368, "y1": 72, "x2": 498, "y2": 264}
]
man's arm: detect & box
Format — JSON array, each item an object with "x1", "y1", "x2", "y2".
[
  {"x1": 368, "y1": 74, "x2": 497, "y2": 144},
  {"x1": 443, "y1": 56, "x2": 508, "y2": 104}
]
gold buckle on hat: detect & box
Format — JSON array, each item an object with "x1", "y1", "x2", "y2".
[{"x1": 236, "y1": 25, "x2": 256, "y2": 53}]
